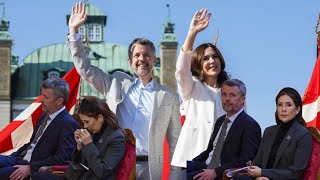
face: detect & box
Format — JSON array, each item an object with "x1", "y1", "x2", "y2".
[
  {"x1": 276, "y1": 95, "x2": 300, "y2": 123},
  {"x1": 79, "y1": 113, "x2": 103, "y2": 134},
  {"x1": 221, "y1": 85, "x2": 245, "y2": 116},
  {"x1": 128, "y1": 43, "x2": 156, "y2": 80},
  {"x1": 40, "y1": 88, "x2": 63, "y2": 114},
  {"x1": 202, "y1": 47, "x2": 221, "y2": 78}
]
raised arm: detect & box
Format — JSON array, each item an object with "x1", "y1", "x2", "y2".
[
  {"x1": 68, "y1": 1, "x2": 87, "y2": 35},
  {"x1": 175, "y1": 9, "x2": 211, "y2": 99},
  {"x1": 183, "y1": 9, "x2": 211, "y2": 52}
]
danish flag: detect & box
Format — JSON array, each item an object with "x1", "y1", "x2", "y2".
[{"x1": 0, "y1": 67, "x2": 80, "y2": 154}]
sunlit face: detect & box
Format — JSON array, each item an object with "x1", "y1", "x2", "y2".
[
  {"x1": 128, "y1": 43, "x2": 156, "y2": 80},
  {"x1": 40, "y1": 88, "x2": 63, "y2": 114},
  {"x1": 276, "y1": 95, "x2": 300, "y2": 123},
  {"x1": 79, "y1": 113, "x2": 103, "y2": 134},
  {"x1": 202, "y1": 47, "x2": 221, "y2": 79},
  {"x1": 221, "y1": 85, "x2": 245, "y2": 116}
]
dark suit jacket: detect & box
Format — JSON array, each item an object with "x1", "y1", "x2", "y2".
[
  {"x1": 69, "y1": 125, "x2": 126, "y2": 180},
  {"x1": 193, "y1": 110, "x2": 261, "y2": 179},
  {"x1": 254, "y1": 120, "x2": 312, "y2": 180},
  {"x1": 11, "y1": 109, "x2": 79, "y2": 172}
]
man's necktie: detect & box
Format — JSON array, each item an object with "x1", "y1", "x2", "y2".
[
  {"x1": 208, "y1": 117, "x2": 230, "y2": 169},
  {"x1": 20, "y1": 115, "x2": 50, "y2": 156}
]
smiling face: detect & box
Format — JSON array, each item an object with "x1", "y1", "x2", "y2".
[
  {"x1": 128, "y1": 43, "x2": 156, "y2": 81},
  {"x1": 202, "y1": 47, "x2": 221, "y2": 79},
  {"x1": 276, "y1": 94, "x2": 300, "y2": 123},
  {"x1": 79, "y1": 113, "x2": 103, "y2": 134}
]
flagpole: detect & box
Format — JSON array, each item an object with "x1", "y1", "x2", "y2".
[{"x1": 317, "y1": 13, "x2": 320, "y2": 57}]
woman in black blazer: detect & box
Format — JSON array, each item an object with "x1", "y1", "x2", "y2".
[
  {"x1": 235, "y1": 87, "x2": 312, "y2": 180},
  {"x1": 66, "y1": 96, "x2": 126, "y2": 180}
]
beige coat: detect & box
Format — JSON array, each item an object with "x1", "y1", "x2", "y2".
[{"x1": 67, "y1": 40, "x2": 182, "y2": 180}]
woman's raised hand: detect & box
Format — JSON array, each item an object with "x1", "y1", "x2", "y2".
[{"x1": 189, "y1": 9, "x2": 211, "y2": 34}]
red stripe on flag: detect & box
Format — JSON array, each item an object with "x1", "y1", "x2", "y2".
[
  {"x1": 306, "y1": 111, "x2": 320, "y2": 129},
  {"x1": 0, "y1": 121, "x2": 24, "y2": 152},
  {"x1": 302, "y1": 56, "x2": 320, "y2": 105},
  {"x1": 162, "y1": 115, "x2": 186, "y2": 179},
  {"x1": 302, "y1": 35, "x2": 320, "y2": 129},
  {"x1": 64, "y1": 68, "x2": 80, "y2": 112},
  {"x1": 30, "y1": 104, "x2": 45, "y2": 127}
]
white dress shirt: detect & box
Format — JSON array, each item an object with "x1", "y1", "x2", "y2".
[{"x1": 117, "y1": 78, "x2": 155, "y2": 156}]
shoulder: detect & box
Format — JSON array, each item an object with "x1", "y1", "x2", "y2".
[
  {"x1": 238, "y1": 111, "x2": 260, "y2": 127},
  {"x1": 157, "y1": 83, "x2": 178, "y2": 98},
  {"x1": 111, "y1": 71, "x2": 133, "y2": 81},
  {"x1": 104, "y1": 128, "x2": 126, "y2": 141},
  {"x1": 263, "y1": 124, "x2": 278, "y2": 135},
  {"x1": 58, "y1": 110, "x2": 79, "y2": 126},
  {"x1": 292, "y1": 122, "x2": 310, "y2": 138}
]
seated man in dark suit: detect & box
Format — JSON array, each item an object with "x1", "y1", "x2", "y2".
[
  {"x1": 187, "y1": 79, "x2": 261, "y2": 180},
  {"x1": 0, "y1": 78, "x2": 79, "y2": 180}
]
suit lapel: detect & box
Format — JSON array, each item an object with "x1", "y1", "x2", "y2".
[
  {"x1": 150, "y1": 82, "x2": 164, "y2": 123},
  {"x1": 95, "y1": 125, "x2": 114, "y2": 150},
  {"x1": 224, "y1": 111, "x2": 245, "y2": 144},
  {"x1": 38, "y1": 109, "x2": 66, "y2": 143},
  {"x1": 272, "y1": 121, "x2": 298, "y2": 167},
  {"x1": 262, "y1": 126, "x2": 279, "y2": 168}
]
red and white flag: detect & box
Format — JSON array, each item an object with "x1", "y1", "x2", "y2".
[
  {"x1": 0, "y1": 67, "x2": 80, "y2": 154},
  {"x1": 302, "y1": 35, "x2": 320, "y2": 129}
]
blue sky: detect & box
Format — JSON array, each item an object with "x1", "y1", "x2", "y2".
[{"x1": 4, "y1": 0, "x2": 320, "y2": 130}]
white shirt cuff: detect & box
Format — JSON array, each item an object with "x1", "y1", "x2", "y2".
[{"x1": 67, "y1": 33, "x2": 81, "y2": 41}]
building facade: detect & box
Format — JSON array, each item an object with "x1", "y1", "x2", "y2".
[{"x1": 0, "y1": 1, "x2": 178, "y2": 130}]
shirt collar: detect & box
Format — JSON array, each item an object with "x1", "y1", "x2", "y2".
[
  {"x1": 133, "y1": 77, "x2": 155, "y2": 91},
  {"x1": 226, "y1": 108, "x2": 244, "y2": 123},
  {"x1": 48, "y1": 106, "x2": 66, "y2": 120}
]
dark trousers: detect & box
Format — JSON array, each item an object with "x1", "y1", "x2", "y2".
[
  {"x1": 0, "y1": 155, "x2": 28, "y2": 179},
  {"x1": 31, "y1": 172, "x2": 67, "y2": 180},
  {"x1": 187, "y1": 161, "x2": 207, "y2": 180}
]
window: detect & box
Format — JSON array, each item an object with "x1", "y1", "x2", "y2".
[
  {"x1": 79, "y1": 26, "x2": 86, "y2": 37},
  {"x1": 48, "y1": 71, "x2": 60, "y2": 78},
  {"x1": 88, "y1": 24, "x2": 102, "y2": 42}
]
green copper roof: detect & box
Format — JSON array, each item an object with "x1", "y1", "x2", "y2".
[
  {"x1": 85, "y1": 3, "x2": 104, "y2": 16},
  {"x1": 15, "y1": 42, "x2": 131, "y2": 99}
]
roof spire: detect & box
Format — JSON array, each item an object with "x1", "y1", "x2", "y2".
[
  {"x1": 0, "y1": 2, "x2": 10, "y2": 40},
  {"x1": 167, "y1": 4, "x2": 171, "y2": 20},
  {"x1": 161, "y1": 4, "x2": 177, "y2": 43},
  {"x1": 164, "y1": 4, "x2": 174, "y2": 34}
]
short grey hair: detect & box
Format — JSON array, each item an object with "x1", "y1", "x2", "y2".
[
  {"x1": 222, "y1": 79, "x2": 246, "y2": 96},
  {"x1": 128, "y1": 38, "x2": 156, "y2": 59},
  {"x1": 41, "y1": 78, "x2": 70, "y2": 105}
]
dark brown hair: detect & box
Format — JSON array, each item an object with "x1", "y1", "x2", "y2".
[
  {"x1": 191, "y1": 43, "x2": 229, "y2": 87},
  {"x1": 275, "y1": 87, "x2": 306, "y2": 126},
  {"x1": 78, "y1": 96, "x2": 121, "y2": 130}
]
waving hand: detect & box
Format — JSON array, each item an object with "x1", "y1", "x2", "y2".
[{"x1": 69, "y1": 2, "x2": 87, "y2": 35}]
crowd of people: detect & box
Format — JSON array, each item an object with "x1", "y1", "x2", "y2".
[{"x1": 0, "y1": 2, "x2": 314, "y2": 180}]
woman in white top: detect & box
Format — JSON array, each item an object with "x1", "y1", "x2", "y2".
[{"x1": 171, "y1": 9, "x2": 229, "y2": 168}]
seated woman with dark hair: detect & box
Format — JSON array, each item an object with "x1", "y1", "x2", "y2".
[
  {"x1": 31, "y1": 96, "x2": 126, "y2": 180},
  {"x1": 65, "y1": 96, "x2": 126, "y2": 180},
  {"x1": 234, "y1": 87, "x2": 312, "y2": 180}
]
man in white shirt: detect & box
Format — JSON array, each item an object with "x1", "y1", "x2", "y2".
[
  {"x1": 187, "y1": 79, "x2": 261, "y2": 180},
  {"x1": 0, "y1": 78, "x2": 79, "y2": 180},
  {"x1": 67, "y1": 2, "x2": 181, "y2": 180}
]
